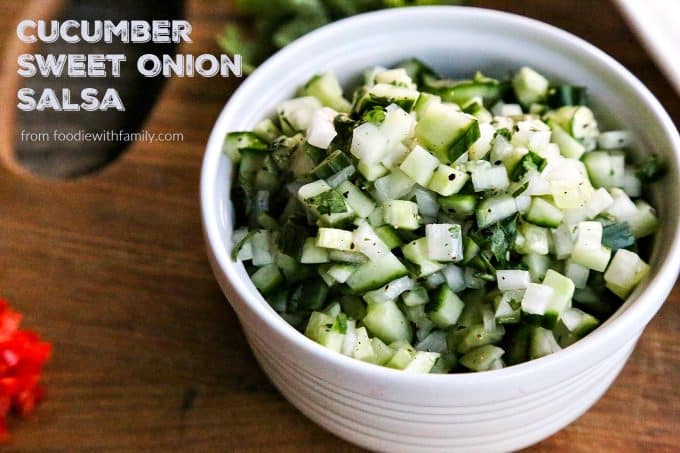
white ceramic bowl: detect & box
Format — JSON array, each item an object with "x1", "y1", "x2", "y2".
[{"x1": 201, "y1": 7, "x2": 680, "y2": 452}]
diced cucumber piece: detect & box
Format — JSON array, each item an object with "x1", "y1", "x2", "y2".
[
  {"x1": 318, "y1": 324, "x2": 346, "y2": 353},
  {"x1": 301, "y1": 237, "x2": 330, "y2": 264},
  {"x1": 380, "y1": 106, "x2": 417, "y2": 168},
  {"x1": 623, "y1": 167, "x2": 642, "y2": 197},
  {"x1": 305, "y1": 311, "x2": 335, "y2": 341},
  {"x1": 278, "y1": 96, "x2": 323, "y2": 135},
  {"x1": 511, "y1": 120, "x2": 552, "y2": 154},
  {"x1": 336, "y1": 181, "x2": 376, "y2": 219},
  {"x1": 317, "y1": 228, "x2": 353, "y2": 251},
  {"x1": 375, "y1": 225, "x2": 403, "y2": 249},
  {"x1": 375, "y1": 68, "x2": 416, "y2": 88},
  {"x1": 415, "y1": 103, "x2": 480, "y2": 163},
  {"x1": 454, "y1": 324, "x2": 505, "y2": 354},
  {"x1": 373, "y1": 168, "x2": 416, "y2": 203},
  {"x1": 496, "y1": 270, "x2": 531, "y2": 291},
  {"x1": 627, "y1": 201, "x2": 659, "y2": 239},
  {"x1": 542, "y1": 269, "x2": 575, "y2": 327},
  {"x1": 549, "y1": 122, "x2": 585, "y2": 159},
  {"x1": 278, "y1": 253, "x2": 311, "y2": 284},
  {"x1": 386, "y1": 342, "x2": 417, "y2": 369},
  {"x1": 598, "y1": 130, "x2": 632, "y2": 149},
  {"x1": 297, "y1": 180, "x2": 344, "y2": 217},
  {"x1": 351, "y1": 122, "x2": 388, "y2": 164},
  {"x1": 429, "y1": 353, "x2": 458, "y2": 373},
  {"x1": 303, "y1": 72, "x2": 351, "y2": 113},
  {"x1": 468, "y1": 123, "x2": 496, "y2": 160},
  {"x1": 604, "y1": 249, "x2": 650, "y2": 299},
  {"x1": 428, "y1": 164, "x2": 469, "y2": 196},
  {"x1": 363, "y1": 300, "x2": 412, "y2": 344},
  {"x1": 553, "y1": 307, "x2": 599, "y2": 347},
  {"x1": 584, "y1": 187, "x2": 614, "y2": 219},
  {"x1": 251, "y1": 230, "x2": 275, "y2": 266},
  {"x1": 399, "y1": 145, "x2": 440, "y2": 186},
  {"x1": 521, "y1": 283, "x2": 553, "y2": 315},
  {"x1": 327, "y1": 263, "x2": 357, "y2": 283},
  {"x1": 512, "y1": 67, "x2": 549, "y2": 106},
  {"x1": 363, "y1": 276, "x2": 415, "y2": 304},
  {"x1": 403, "y1": 303, "x2": 427, "y2": 325},
  {"x1": 564, "y1": 260, "x2": 590, "y2": 289},
  {"x1": 318, "y1": 265, "x2": 336, "y2": 286},
  {"x1": 522, "y1": 253, "x2": 552, "y2": 282},
  {"x1": 341, "y1": 319, "x2": 357, "y2": 356},
  {"x1": 464, "y1": 267, "x2": 485, "y2": 289},
  {"x1": 364, "y1": 83, "x2": 421, "y2": 112},
  {"x1": 346, "y1": 253, "x2": 408, "y2": 293},
  {"x1": 404, "y1": 351, "x2": 440, "y2": 373},
  {"x1": 549, "y1": 178, "x2": 592, "y2": 210},
  {"x1": 460, "y1": 345, "x2": 505, "y2": 372},
  {"x1": 252, "y1": 118, "x2": 281, "y2": 142},
  {"x1": 223, "y1": 131, "x2": 269, "y2": 163},
  {"x1": 339, "y1": 296, "x2": 366, "y2": 321},
  {"x1": 329, "y1": 249, "x2": 368, "y2": 264},
  {"x1": 384, "y1": 200, "x2": 420, "y2": 230},
  {"x1": 358, "y1": 160, "x2": 388, "y2": 181},
  {"x1": 529, "y1": 327, "x2": 561, "y2": 359},
  {"x1": 307, "y1": 109, "x2": 338, "y2": 149},
  {"x1": 426, "y1": 286, "x2": 464, "y2": 328},
  {"x1": 414, "y1": 187, "x2": 439, "y2": 222},
  {"x1": 439, "y1": 194, "x2": 478, "y2": 217},
  {"x1": 415, "y1": 330, "x2": 448, "y2": 354},
  {"x1": 476, "y1": 194, "x2": 517, "y2": 229},
  {"x1": 545, "y1": 105, "x2": 599, "y2": 140},
  {"x1": 352, "y1": 326, "x2": 377, "y2": 363},
  {"x1": 442, "y1": 264, "x2": 466, "y2": 292},
  {"x1": 368, "y1": 337, "x2": 394, "y2": 365},
  {"x1": 505, "y1": 325, "x2": 532, "y2": 365},
  {"x1": 492, "y1": 101, "x2": 523, "y2": 117},
  {"x1": 571, "y1": 221, "x2": 611, "y2": 272},
  {"x1": 551, "y1": 223, "x2": 575, "y2": 260},
  {"x1": 525, "y1": 197, "x2": 564, "y2": 228},
  {"x1": 402, "y1": 237, "x2": 445, "y2": 277},
  {"x1": 427, "y1": 74, "x2": 507, "y2": 108},
  {"x1": 425, "y1": 223, "x2": 463, "y2": 262},
  {"x1": 251, "y1": 264, "x2": 283, "y2": 295},
  {"x1": 367, "y1": 207, "x2": 386, "y2": 228},
  {"x1": 471, "y1": 164, "x2": 510, "y2": 192},
  {"x1": 402, "y1": 285, "x2": 430, "y2": 307},
  {"x1": 493, "y1": 290, "x2": 523, "y2": 324},
  {"x1": 515, "y1": 222, "x2": 550, "y2": 256},
  {"x1": 352, "y1": 221, "x2": 390, "y2": 260},
  {"x1": 312, "y1": 149, "x2": 351, "y2": 179},
  {"x1": 292, "y1": 280, "x2": 329, "y2": 310},
  {"x1": 583, "y1": 151, "x2": 622, "y2": 188},
  {"x1": 232, "y1": 227, "x2": 253, "y2": 261},
  {"x1": 606, "y1": 187, "x2": 638, "y2": 221},
  {"x1": 413, "y1": 92, "x2": 441, "y2": 119}
]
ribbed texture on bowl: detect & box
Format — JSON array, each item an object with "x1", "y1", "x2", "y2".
[
  {"x1": 247, "y1": 330, "x2": 635, "y2": 452},
  {"x1": 201, "y1": 7, "x2": 680, "y2": 452}
]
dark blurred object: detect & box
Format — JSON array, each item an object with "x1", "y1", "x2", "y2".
[
  {"x1": 218, "y1": 0, "x2": 465, "y2": 73},
  {"x1": 13, "y1": 0, "x2": 184, "y2": 179}
]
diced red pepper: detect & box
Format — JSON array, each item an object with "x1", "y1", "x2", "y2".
[{"x1": 0, "y1": 300, "x2": 51, "y2": 440}]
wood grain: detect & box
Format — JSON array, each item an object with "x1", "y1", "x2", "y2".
[{"x1": 0, "y1": 0, "x2": 677, "y2": 451}]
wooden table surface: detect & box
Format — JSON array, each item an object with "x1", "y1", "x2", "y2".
[{"x1": 0, "y1": 0, "x2": 678, "y2": 451}]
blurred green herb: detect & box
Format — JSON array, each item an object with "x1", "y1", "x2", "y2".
[
  {"x1": 635, "y1": 155, "x2": 666, "y2": 183},
  {"x1": 218, "y1": 0, "x2": 464, "y2": 73}
]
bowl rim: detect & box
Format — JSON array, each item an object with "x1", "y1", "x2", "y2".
[{"x1": 201, "y1": 5, "x2": 680, "y2": 383}]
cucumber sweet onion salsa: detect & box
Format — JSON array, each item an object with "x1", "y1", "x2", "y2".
[{"x1": 224, "y1": 60, "x2": 664, "y2": 373}]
